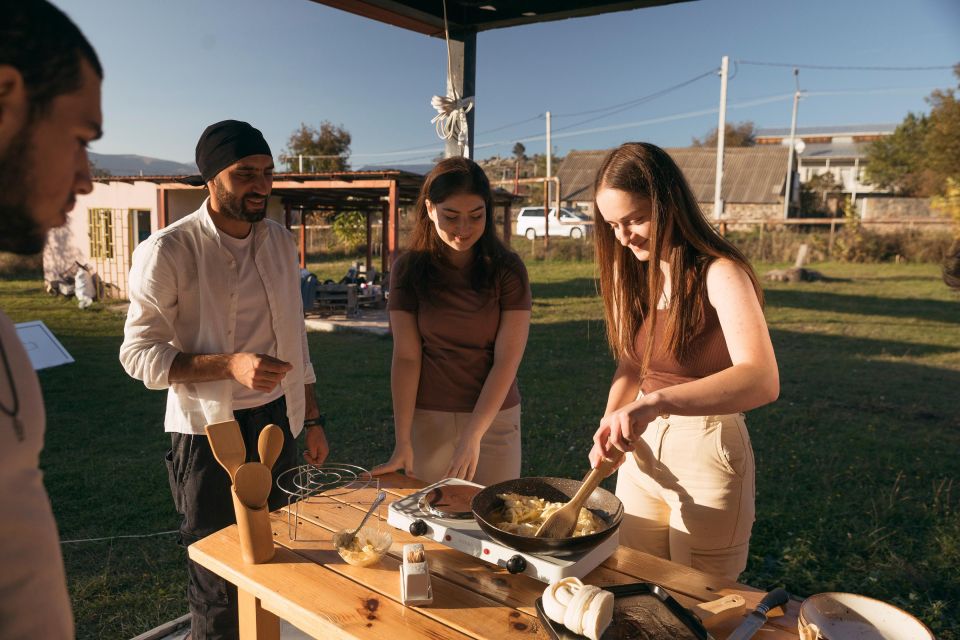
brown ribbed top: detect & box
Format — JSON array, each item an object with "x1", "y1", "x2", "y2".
[
  {"x1": 388, "y1": 252, "x2": 531, "y2": 412},
  {"x1": 636, "y1": 300, "x2": 732, "y2": 394}
]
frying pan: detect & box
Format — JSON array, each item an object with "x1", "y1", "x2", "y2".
[{"x1": 471, "y1": 476, "x2": 623, "y2": 557}]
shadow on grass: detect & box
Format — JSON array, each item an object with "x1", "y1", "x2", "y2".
[
  {"x1": 748, "y1": 328, "x2": 958, "y2": 634},
  {"x1": 766, "y1": 288, "x2": 960, "y2": 325},
  {"x1": 530, "y1": 278, "x2": 598, "y2": 300}
]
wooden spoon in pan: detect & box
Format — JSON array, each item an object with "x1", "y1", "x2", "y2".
[{"x1": 536, "y1": 450, "x2": 624, "y2": 538}]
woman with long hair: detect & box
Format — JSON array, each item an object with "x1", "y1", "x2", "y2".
[
  {"x1": 373, "y1": 157, "x2": 531, "y2": 484},
  {"x1": 589, "y1": 142, "x2": 779, "y2": 579}
]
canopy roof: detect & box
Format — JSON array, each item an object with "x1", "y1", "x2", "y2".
[{"x1": 307, "y1": 0, "x2": 694, "y2": 36}]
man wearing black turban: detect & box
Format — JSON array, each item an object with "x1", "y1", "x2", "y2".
[{"x1": 120, "y1": 120, "x2": 329, "y2": 639}]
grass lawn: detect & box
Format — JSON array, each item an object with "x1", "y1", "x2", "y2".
[{"x1": 1, "y1": 258, "x2": 958, "y2": 639}]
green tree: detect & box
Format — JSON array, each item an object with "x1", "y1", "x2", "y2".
[
  {"x1": 331, "y1": 211, "x2": 366, "y2": 250},
  {"x1": 865, "y1": 63, "x2": 960, "y2": 196},
  {"x1": 284, "y1": 121, "x2": 351, "y2": 172},
  {"x1": 512, "y1": 142, "x2": 526, "y2": 160},
  {"x1": 692, "y1": 121, "x2": 756, "y2": 147},
  {"x1": 924, "y1": 63, "x2": 960, "y2": 194},
  {"x1": 800, "y1": 171, "x2": 843, "y2": 215},
  {"x1": 863, "y1": 113, "x2": 932, "y2": 195}
]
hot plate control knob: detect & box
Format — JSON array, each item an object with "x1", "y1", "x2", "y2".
[
  {"x1": 506, "y1": 555, "x2": 527, "y2": 574},
  {"x1": 409, "y1": 520, "x2": 428, "y2": 537}
]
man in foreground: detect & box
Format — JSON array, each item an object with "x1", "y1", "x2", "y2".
[
  {"x1": 0, "y1": 1, "x2": 103, "y2": 637},
  {"x1": 120, "y1": 120, "x2": 329, "y2": 639}
]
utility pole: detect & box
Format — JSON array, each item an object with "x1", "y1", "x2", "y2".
[
  {"x1": 545, "y1": 110, "x2": 552, "y2": 247},
  {"x1": 783, "y1": 68, "x2": 801, "y2": 220},
  {"x1": 713, "y1": 56, "x2": 729, "y2": 221}
]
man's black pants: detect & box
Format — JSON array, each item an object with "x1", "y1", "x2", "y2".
[{"x1": 165, "y1": 396, "x2": 298, "y2": 640}]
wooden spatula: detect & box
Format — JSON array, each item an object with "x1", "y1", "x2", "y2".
[
  {"x1": 535, "y1": 450, "x2": 624, "y2": 538},
  {"x1": 204, "y1": 420, "x2": 246, "y2": 482},
  {"x1": 233, "y1": 462, "x2": 273, "y2": 509},
  {"x1": 257, "y1": 424, "x2": 284, "y2": 470}
]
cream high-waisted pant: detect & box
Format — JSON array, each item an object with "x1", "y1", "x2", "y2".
[
  {"x1": 410, "y1": 404, "x2": 521, "y2": 486},
  {"x1": 615, "y1": 410, "x2": 756, "y2": 580}
]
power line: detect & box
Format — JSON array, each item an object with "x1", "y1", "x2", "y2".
[
  {"x1": 551, "y1": 68, "x2": 718, "y2": 119},
  {"x1": 805, "y1": 86, "x2": 943, "y2": 97},
  {"x1": 550, "y1": 68, "x2": 719, "y2": 132},
  {"x1": 476, "y1": 114, "x2": 544, "y2": 135},
  {"x1": 736, "y1": 60, "x2": 955, "y2": 71}
]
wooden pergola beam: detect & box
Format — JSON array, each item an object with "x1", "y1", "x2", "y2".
[{"x1": 272, "y1": 180, "x2": 394, "y2": 190}]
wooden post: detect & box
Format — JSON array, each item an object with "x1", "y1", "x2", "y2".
[
  {"x1": 757, "y1": 220, "x2": 767, "y2": 261},
  {"x1": 238, "y1": 589, "x2": 279, "y2": 640},
  {"x1": 384, "y1": 180, "x2": 399, "y2": 274},
  {"x1": 828, "y1": 218, "x2": 837, "y2": 258},
  {"x1": 366, "y1": 210, "x2": 373, "y2": 272},
  {"x1": 283, "y1": 202, "x2": 291, "y2": 231},
  {"x1": 156, "y1": 188, "x2": 169, "y2": 229},
  {"x1": 444, "y1": 30, "x2": 477, "y2": 159},
  {"x1": 298, "y1": 212, "x2": 306, "y2": 269},
  {"x1": 502, "y1": 202, "x2": 512, "y2": 248}
]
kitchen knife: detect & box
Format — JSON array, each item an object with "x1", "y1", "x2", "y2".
[{"x1": 726, "y1": 588, "x2": 790, "y2": 640}]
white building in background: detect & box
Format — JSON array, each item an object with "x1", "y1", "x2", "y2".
[
  {"x1": 43, "y1": 176, "x2": 285, "y2": 299},
  {"x1": 755, "y1": 124, "x2": 897, "y2": 200}
]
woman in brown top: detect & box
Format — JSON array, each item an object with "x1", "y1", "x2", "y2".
[
  {"x1": 373, "y1": 158, "x2": 532, "y2": 485},
  {"x1": 589, "y1": 143, "x2": 779, "y2": 579}
]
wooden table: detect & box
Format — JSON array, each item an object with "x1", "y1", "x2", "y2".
[{"x1": 189, "y1": 473, "x2": 800, "y2": 639}]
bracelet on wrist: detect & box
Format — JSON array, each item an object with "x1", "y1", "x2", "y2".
[{"x1": 303, "y1": 414, "x2": 326, "y2": 429}]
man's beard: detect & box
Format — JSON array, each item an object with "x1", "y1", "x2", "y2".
[
  {"x1": 0, "y1": 122, "x2": 46, "y2": 255},
  {"x1": 212, "y1": 178, "x2": 268, "y2": 223}
]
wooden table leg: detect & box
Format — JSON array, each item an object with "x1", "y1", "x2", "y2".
[{"x1": 239, "y1": 588, "x2": 280, "y2": 640}]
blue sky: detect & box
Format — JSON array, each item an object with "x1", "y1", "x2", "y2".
[{"x1": 58, "y1": 0, "x2": 960, "y2": 167}]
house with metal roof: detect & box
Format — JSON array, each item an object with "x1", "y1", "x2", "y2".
[
  {"x1": 755, "y1": 124, "x2": 897, "y2": 199},
  {"x1": 557, "y1": 146, "x2": 791, "y2": 221}
]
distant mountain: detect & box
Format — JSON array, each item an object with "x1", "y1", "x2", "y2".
[
  {"x1": 89, "y1": 152, "x2": 196, "y2": 177},
  {"x1": 359, "y1": 163, "x2": 435, "y2": 175}
]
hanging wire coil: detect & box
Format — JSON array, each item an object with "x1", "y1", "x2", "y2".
[{"x1": 429, "y1": 0, "x2": 474, "y2": 156}]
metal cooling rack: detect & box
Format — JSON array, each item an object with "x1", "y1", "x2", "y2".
[{"x1": 276, "y1": 462, "x2": 381, "y2": 541}]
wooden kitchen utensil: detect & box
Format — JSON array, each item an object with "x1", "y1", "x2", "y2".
[
  {"x1": 205, "y1": 419, "x2": 246, "y2": 481},
  {"x1": 691, "y1": 594, "x2": 747, "y2": 630},
  {"x1": 257, "y1": 424, "x2": 284, "y2": 470},
  {"x1": 233, "y1": 462, "x2": 273, "y2": 509},
  {"x1": 536, "y1": 450, "x2": 624, "y2": 538},
  {"x1": 231, "y1": 487, "x2": 275, "y2": 564},
  {"x1": 203, "y1": 420, "x2": 276, "y2": 564}
]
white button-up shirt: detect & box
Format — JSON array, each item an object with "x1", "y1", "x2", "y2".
[{"x1": 120, "y1": 199, "x2": 316, "y2": 436}]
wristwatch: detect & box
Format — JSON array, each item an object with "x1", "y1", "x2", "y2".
[{"x1": 303, "y1": 414, "x2": 326, "y2": 429}]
